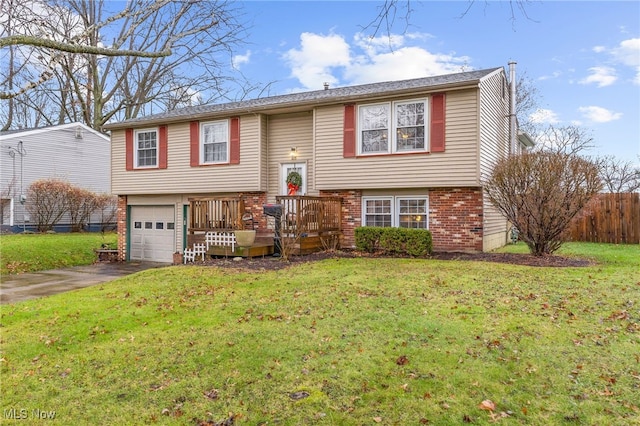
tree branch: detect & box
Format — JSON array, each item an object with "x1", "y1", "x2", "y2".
[{"x1": 0, "y1": 35, "x2": 172, "y2": 57}]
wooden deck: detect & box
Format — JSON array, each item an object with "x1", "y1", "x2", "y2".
[
  {"x1": 207, "y1": 237, "x2": 275, "y2": 258},
  {"x1": 185, "y1": 195, "x2": 343, "y2": 259}
]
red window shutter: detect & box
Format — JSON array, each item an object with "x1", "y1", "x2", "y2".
[
  {"x1": 230, "y1": 117, "x2": 240, "y2": 164},
  {"x1": 343, "y1": 104, "x2": 356, "y2": 158},
  {"x1": 430, "y1": 93, "x2": 446, "y2": 152},
  {"x1": 158, "y1": 125, "x2": 168, "y2": 169},
  {"x1": 190, "y1": 121, "x2": 199, "y2": 167},
  {"x1": 125, "y1": 128, "x2": 134, "y2": 170}
]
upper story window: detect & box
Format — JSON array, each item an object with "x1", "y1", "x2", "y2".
[
  {"x1": 360, "y1": 104, "x2": 390, "y2": 154},
  {"x1": 358, "y1": 99, "x2": 427, "y2": 155},
  {"x1": 395, "y1": 101, "x2": 426, "y2": 152},
  {"x1": 135, "y1": 128, "x2": 158, "y2": 168},
  {"x1": 201, "y1": 120, "x2": 229, "y2": 164}
]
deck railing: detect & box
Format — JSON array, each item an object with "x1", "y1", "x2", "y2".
[
  {"x1": 188, "y1": 197, "x2": 246, "y2": 232},
  {"x1": 275, "y1": 195, "x2": 342, "y2": 235}
]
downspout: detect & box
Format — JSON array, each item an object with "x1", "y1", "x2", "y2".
[{"x1": 508, "y1": 61, "x2": 517, "y2": 155}]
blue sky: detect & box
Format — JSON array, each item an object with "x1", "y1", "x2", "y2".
[{"x1": 228, "y1": 1, "x2": 639, "y2": 162}]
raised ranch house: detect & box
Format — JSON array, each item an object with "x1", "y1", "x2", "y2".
[
  {"x1": 0, "y1": 122, "x2": 113, "y2": 233},
  {"x1": 104, "y1": 65, "x2": 533, "y2": 263}
]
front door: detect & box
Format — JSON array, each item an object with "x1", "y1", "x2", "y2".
[{"x1": 281, "y1": 163, "x2": 307, "y2": 196}]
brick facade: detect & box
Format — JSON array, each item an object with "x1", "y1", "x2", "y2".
[
  {"x1": 320, "y1": 190, "x2": 362, "y2": 248},
  {"x1": 241, "y1": 192, "x2": 269, "y2": 232},
  {"x1": 321, "y1": 187, "x2": 483, "y2": 252},
  {"x1": 116, "y1": 195, "x2": 127, "y2": 261},
  {"x1": 117, "y1": 188, "x2": 484, "y2": 261},
  {"x1": 428, "y1": 187, "x2": 483, "y2": 252}
]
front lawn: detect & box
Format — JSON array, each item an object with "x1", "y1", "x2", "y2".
[
  {"x1": 0, "y1": 232, "x2": 117, "y2": 275},
  {"x1": 1, "y1": 243, "x2": 638, "y2": 425}
]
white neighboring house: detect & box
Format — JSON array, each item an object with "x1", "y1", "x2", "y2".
[{"x1": 0, "y1": 122, "x2": 113, "y2": 233}]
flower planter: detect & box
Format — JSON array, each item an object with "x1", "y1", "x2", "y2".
[{"x1": 234, "y1": 230, "x2": 257, "y2": 247}]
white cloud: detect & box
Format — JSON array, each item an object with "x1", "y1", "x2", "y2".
[
  {"x1": 578, "y1": 106, "x2": 622, "y2": 123},
  {"x1": 232, "y1": 50, "x2": 251, "y2": 69},
  {"x1": 529, "y1": 108, "x2": 560, "y2": 124},
  {"x1": 283, "y1": 31, "x2": 470, "y2": 90},
  {"x1": 611, "y1": 38, "x2": 640, "y2": 85},
  {"x1": 538, "y1": 71, "x2": 562, "y2": 81},
  {"x1": 611, "y1": 38, "x2": 640, "y2": 67},
  {"x1": 283, "y1": 32, "x2": 351, "y2": 89},
  {"x1": 579, "y1": 66, "x2": 617, "y2": 87},
  {"x1": 592, "y1": 46, "x2": 606, "y2": 53}
]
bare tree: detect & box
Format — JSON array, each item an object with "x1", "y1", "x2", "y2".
[
  {"x1": 485, "y1": 152, "x2": 602, "y2": 256},
  {"x1": 514, "y1": 70, "x2": 541, "y2": 137},
  {"x1": 597, "y1": 155, "x2": 640, "y2": 193},
  {"x1": 1, "y1": 0, "x2": 248, "y2": 130},
  {"x1": 362, "y1": 0, "x2": 534, "y2": 39},
  {"x1": 26, "y1": 178, "x2": 72, "y2": 232},
  {"x1": 531, "y1": 125, "x2": 595, "y2": 157}
]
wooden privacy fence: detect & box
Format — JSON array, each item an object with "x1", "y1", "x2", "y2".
[{"x1": 569, "y1": 193, "x2": 640, "y2": 244}]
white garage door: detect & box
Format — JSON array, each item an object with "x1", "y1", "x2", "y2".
[{"x1": 130, "y1": 206, "x2": 176, "y2": 262}]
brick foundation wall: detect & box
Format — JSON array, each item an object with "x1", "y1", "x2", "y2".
[
  {"x1": 116, "y1": 195, "x2": 127, "y2": 261},
  {"x1": 241, "y1": 192, "x2": 269, "y2": 233},
  {"x1": 320, "y1": 187, "x2": 483, "y2": 252},
  {"x1": 429, "y1": 188, "x2": 483, "y2": 252},
  {"x1": 319, "y1": 190, "x2": 362, "y2": 248}
]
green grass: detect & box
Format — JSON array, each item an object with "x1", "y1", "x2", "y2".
[
  {"x1": 0, "y1": 232, "x2": 117, "y2": 275},
  {"x1": 1, "y1": 243, "x2": 639, "y2": 425}
]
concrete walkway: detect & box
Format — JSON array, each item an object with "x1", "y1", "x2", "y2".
[{"x1": 0, "y1": 262, "x2": 168, "y2": 304}]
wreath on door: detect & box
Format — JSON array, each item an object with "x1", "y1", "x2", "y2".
[{"x1": 286, "y1": 171, "x2": 302, "y2": 195}]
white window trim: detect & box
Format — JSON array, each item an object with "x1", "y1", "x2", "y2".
[
  {"x1": 392, "y1": 99, "x2": 429, "y2": 154},
  {"x1": 362, "y1": 195, "x2": 429, "y2": 228},
  {"x1": 362, "y1": 196, "x2": 394, "y2": 227},
  {"x1": 200, "y1": 119, "x2": 229, "y2": 165},
  {"x1": 134, "y1": 128, "x2": 158, "y2": 169},
  {"x1": 358, "y1": 102, "x2": 390, "y2": 155},
  {"x1": 357, "y1": 98, "x2": 429, "y2": 156}
]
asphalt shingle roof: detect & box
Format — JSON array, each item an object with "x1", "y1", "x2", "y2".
[{"x1": 104, "y1": 67, "x2": 502, "y2": 129}]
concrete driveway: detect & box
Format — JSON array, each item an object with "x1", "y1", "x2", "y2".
[{"x1": 0, "y1": 262, "x2": 169, "y2": 304}]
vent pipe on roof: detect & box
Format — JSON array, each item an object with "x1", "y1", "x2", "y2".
[
  {"x1": 508, "y1": 61, "x2": 517, "y2": 155},
  {"x1": 323, "y1": 82, "x2": 329, "y2": 90}
]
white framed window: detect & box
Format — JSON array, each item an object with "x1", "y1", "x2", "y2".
[
  {"x1": 362, "y1": 196, "x2": 428, "y2": 229},
  {"x1": 201, "y1": 120, "x2": 229, "y2": 164},
  {"x1": 397, "y1": 198, "x2": 428, "y2": 229},
  {"x1": 359, "y1": 103, "x2": 390, "y2": 154},
  {"x1": 363, "y1": 197, "x2": 393, "y2": 227},
  {"x1": 135, "y1": 128, "x2": 158, "y2": 168},
  {"x1": 395, "y1": 100, "x2": 426, "y2": 152},
  {"x1": 358, "y1": 99, "x2": 428, "y2": 155}
]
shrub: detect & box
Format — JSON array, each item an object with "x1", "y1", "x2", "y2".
[
  {"x1": 67, "y1": 187, "x2": 99, "y2": 232},
  {"x1": 26, "y1": 179, "x2": 73, "y2": 232},
  {"x1": 26, "y1": 179, "x2": 116, "y2": 233},
  {"x1": 94, "y1": 194, "x2": 118, "y2": 232},
  {"x1": 484, "y1": 152, "x2": 601, "y2": 256},
  {"x1": 355, "y1": 227, "x2": 432, "y2": 256}
]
